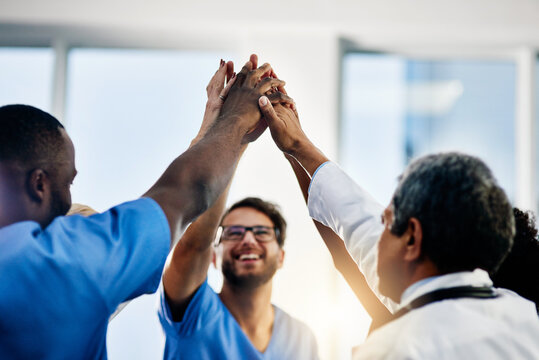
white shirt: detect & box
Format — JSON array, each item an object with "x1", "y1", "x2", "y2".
[{"x1": 308, "y1": 161, "x2": 539, "y2": 359}]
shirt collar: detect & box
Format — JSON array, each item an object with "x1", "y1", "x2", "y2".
[{"x1": 398, "y1": 269, "x2": 493, "y2": 310}]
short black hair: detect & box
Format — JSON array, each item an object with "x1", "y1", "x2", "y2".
[
  {"x1": 221, "y1": 197, "x2": 287, "y2": 247},
  {"x1": 491, "y1": 208, "x2": 539, "y2": 313},
  {"x1": 391, "y1": 152, "x2": 514, "y2": 274},
  {"x1": 0, "y1": 104, "x2": 65, "y2": 168}
]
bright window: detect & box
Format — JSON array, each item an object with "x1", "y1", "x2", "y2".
[
  {"x1": 0, "y1": 47, "x2": 54, "y2": 111},
  {"x1": 65, "y1": 48, "x2": 233, "y2": 359},
  {"x1": 341, "y1": 53, "x2": 516, "y2": 205}
]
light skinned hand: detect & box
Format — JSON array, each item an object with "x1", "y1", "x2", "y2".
[
  {"x1": 67, "y1": 203, "x2": 98, "y2": 217},
  {"x1": 259, "y1": 95, "x2": 329, "y2": 175},
  {"x1": 258, "y1": 96, "x2": 306, "y2": 154},
  {"x1": 191, "y1": 59, "x2": 237, "y2": 147}
]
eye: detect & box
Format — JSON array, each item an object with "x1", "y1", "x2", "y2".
[
  {"x1": 253, "y1": 227, "x2": 271, "y2": 235},
  {"x1": 225, "y1": 227, "x2": 244, "y2": 237}
]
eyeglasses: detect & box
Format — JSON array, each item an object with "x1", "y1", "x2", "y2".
[{"x1": 219, "y1": 225, "x2": 279, "y2": 243}]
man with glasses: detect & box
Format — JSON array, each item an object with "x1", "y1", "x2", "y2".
[{"x1": 158, "y1": 196, "x2": 319, "y2": 359}]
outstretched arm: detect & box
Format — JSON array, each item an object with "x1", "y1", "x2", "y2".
[
  {"x1": 143, "y1": 55, "x2": 291, "y2": 246},
  {"x1": 260, "y1": 98, "x2": 398, "y2": 314},
  {"x1": 284, "y1": 154, "x2": 392, "y2": 332},
  {"x1": 163, "y1": 61, "x2": 243, "y2": 321}
]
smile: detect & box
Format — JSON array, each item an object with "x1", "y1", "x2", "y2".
[{"x1": 236, "y1": 253, "x2": 261, "y2": 261}]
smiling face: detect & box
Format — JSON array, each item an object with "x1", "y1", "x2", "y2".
[{"x1": 219, "y1": 207, "x2": 285, "y2": 289}]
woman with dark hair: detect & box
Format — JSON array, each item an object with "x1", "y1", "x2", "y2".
[{"x1": 491, "y1": 208, "x2": 539, "y2": 314}]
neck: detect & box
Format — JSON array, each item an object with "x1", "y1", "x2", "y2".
[
  {"x1": 219, "y1": 280, "x2": 274, "y2": 351},
  {"x1": 398, "y1": 261, "x2": 440, "y2": 302},
  {"x1": 0, "y1": 165, "x2": 31, "y2": 228}
]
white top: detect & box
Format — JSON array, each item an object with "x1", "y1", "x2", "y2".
[{"x1": 308, "y1": 161, "x2": 539, "y2": 359}]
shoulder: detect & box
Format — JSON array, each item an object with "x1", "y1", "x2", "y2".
[
  {"x1": 159, "y1": 281, "x2": 224, "y2": 337},
  {"x1": 357, "y1": 295, "x2": 539, "y2": 359},
  {"x1": 272, "y1": 306, "x2": 319, "y2": 357}
]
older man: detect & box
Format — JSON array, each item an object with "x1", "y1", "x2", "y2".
[{"x1": 258, "y1": 94, "x2": 539, "y2": 358}]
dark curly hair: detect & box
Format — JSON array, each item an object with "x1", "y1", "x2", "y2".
[
  {"x1": 220, "y1": 197, "x2": 287, "y2": 247},
  {"x1": 0, "y1": 104, "x2": 65, "y2": 168},
  {"x1": 491, "y1": 208, "x2": 539, "y2": 313}
]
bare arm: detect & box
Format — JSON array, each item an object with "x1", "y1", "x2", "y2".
[
  {"x1": 143, "y1": 55, "x2": 291, "y2": 246},
  {"x1": 163, "y1": 61, "x2": 243, "y2": 320},
  {"x1": 284, "y1": 154, "x2": 392, "y2": 332}
]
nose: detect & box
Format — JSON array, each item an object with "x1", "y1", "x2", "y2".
[{"x1": 240, "y1": 229, "x2": 258, "y2": 244}]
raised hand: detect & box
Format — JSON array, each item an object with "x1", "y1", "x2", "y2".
[
  {"x1": 257, "y1": 97, "x2": 304, "y2": 154},
  {"x1": 191, "y1": 59, "x2": 236, "y2": 147},
  {"x1": 216, "y1": 55, "x2": 290, "y2": 143},
  {"x1": 258, "y1": 96, "x2": 328, "y2": 176}
]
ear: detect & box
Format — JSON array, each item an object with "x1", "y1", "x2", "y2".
[
  {"x1": 211, "y1": 247, "x2": 218, "y2": 269},
  {"x1": 26, "y1": 169, "x2": 50, "y2": 203},
  {"x1": 403, "y1": 217, "x2": 423, "y2": 262},
  {"x1": 277, "y1": 248, "x2": 285, "y2": 269}
]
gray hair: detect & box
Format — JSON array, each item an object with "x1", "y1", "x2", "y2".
[{"x1": 391, "y1": 152, "x2": 514, "y2": 274}]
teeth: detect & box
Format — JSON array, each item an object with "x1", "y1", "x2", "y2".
[{"x1": 239, "y1": 254, "x2": 260, "y2": 260}]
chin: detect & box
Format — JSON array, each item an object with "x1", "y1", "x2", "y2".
[{"x1": 222, "y1": 263, "x2": 277, "y2": 289}]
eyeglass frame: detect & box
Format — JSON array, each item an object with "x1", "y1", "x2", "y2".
[{"x1": 216, "y1": 225, "x2": 280, "y2": 245}]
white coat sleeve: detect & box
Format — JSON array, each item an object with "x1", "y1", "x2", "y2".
[{"x1": 307, "y1": 161, "x2": 398, "y2": 312}]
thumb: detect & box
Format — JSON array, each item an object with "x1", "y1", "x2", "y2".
[{"x1": 259, "y1": 96, "x2": 280, "y2": 127}]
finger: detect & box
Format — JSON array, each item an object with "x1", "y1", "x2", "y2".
[
  {"x1": 247, "y1": 63, "x2": 272, "y2": 87},
  {"x1": 270, "y1": 70, "x2": 287, "y2": 95},
  {"x1": 235, "y1": 59, "x2": 254, "y2": 86},
  {"x1": 256, "y1": 77, "x2": 286, "y2": 94},
  {"x1": 249, "y1": 54, "x2": 258, "y2": 70},
  {"x1": 225, "y1": 61, "x2": 234, "y2": 84},
  {"x1": 220, "y1": 72, "x2": 237, "y2": 100},
  {"x1": 266, "y1": 92, "x2": 295, "y2": 106},
  {"x1": 259, "y1": 96, "x2": 282, "y2": 129},
  {"x1": 206, "y1": 60, "x2": 227, "y2": 98}
]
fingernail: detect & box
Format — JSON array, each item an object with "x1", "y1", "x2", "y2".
[
  {"x1": 232, "y1": 72, "x2": 236, "y2": 79},
  {"x1": 259, "y1": 96, "x2": 268, "y2": 106},
  {"x1": 220, "y1": 59, "x2": 224, "y2": 67}
]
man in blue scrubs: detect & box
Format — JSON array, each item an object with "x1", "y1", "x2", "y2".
[
  {"x1": 159, "y1": 196, "x2": 319, "y2": 360},
  {"x1": 158, "y1": 64, "x2": 318, "y2": 360},
  {"x1": 0, "y1": 55, "x2": 292, "y2": 359}
]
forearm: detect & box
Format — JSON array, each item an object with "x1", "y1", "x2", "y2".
[
  {"x1": 285, "y1": 154, "x2": 392, "y2": 323},
  {"x1": 162, "y1": 179, "x2": 230, "y2": 313},
  {"x1": 144, "y1": 120, "x2": 246, "y2": 244},
  {"x1": 162, "y1": 143, "x2": 245, "y2": 321},
  {"x1": 174, "y1": 143, "x2": 246, "y2": 251},
  {"x1": 308, "y1": 162, "x2": 399, "y2": 312},
  {"x1": 287, "y1": 139, "x2": 329, "y2": 177}
]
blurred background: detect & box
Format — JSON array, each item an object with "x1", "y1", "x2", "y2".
[{"x1": 1, "y1": 1, "x2": 538, "y2": 358}]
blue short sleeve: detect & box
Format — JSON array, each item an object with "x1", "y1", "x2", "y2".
[
  {"x1": 43, "y1": 197, "x2": 170, "y2": 311},
  {"x1": 0, "y1": 197, "x2": 170, "y2": 358},
  {"x1": 159, "y1": 280, "x2": 221, "y2": 338}
]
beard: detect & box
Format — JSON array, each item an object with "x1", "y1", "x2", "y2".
[
  {"x1": 221, "y1": 258, "x2": 279, "y2": 289},
  {"x1": 51, "y1": 189, "x2": 70, "y2": 218}
]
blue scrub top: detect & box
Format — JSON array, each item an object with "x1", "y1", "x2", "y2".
[
  {"x1": 0, "y1": 198, "x2": 170, "y2": 359},
  {"x1": 159, "y1": 281, "x2": 320, "y2": 360}
]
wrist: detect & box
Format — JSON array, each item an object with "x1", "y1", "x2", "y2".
[
  {"x1": 287, "y1": 138, "x2": 313, "y2": 159},
  {"x1": 288, "y1": 140, "x2": 329, "y2": 177}
]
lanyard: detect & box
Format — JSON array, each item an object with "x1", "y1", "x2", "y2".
[{"x1": 393, "y1": 286, "x2": 499, "y2": 320}]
